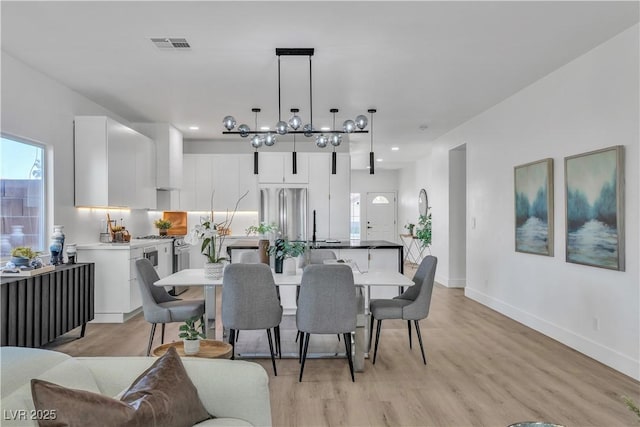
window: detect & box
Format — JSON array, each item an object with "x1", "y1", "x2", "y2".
[
  {"x1": 371, "y1": 195, "x2": 390, "y2": 204},
  {"x1": 1, "y1": 135, "x2": 46, "y2": 255},
  {"x1": 350, "y1": 193, "x2": 361, "y2": 240}
]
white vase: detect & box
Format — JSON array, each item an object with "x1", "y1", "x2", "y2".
[
  {"x1": 204, "y1": 262, "x2": 224, "y2": 279},
  {"x1": 283, "y1": 257, "x2": 297, "y2": 275},
  {"x1": 183, "y1": 338, "x2": 200, "y2": 355}
]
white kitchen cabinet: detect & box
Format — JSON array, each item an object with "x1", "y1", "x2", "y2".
[
  {"x1": 307, "y1": 153, "x2": 351, "y2": 240},
  {"x1": 258, "y1": 152, "x2": 308, "y2": 184},
  {"x1": 132, "y1": 123, "x2": 183, "y2": 190},
  {"x1": 237, "y1": 154, "x2": 259, "y2": 211},
  {"x1": 74, "y1": 116, "x2": 155, "y2": 209},
  {"x1": 132, "y1": 134, "x2": 156, "y2": 210},
  {"x1": 180, "y1": 155, "x2": 197, "y2": 210}
]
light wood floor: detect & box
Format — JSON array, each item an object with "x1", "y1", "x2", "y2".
[{"x1": 43, "y1": 263, "x2": 640, "y2": 426}]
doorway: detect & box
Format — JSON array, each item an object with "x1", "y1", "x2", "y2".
[
  {"x1": 365, "y1": 192, "x2": 397, "y2": 241},
  {"x1": 448, "y1": 144, "x2": 467, "y2": 287}
]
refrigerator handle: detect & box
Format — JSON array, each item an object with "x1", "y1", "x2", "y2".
[{"x1": 279, "y1": 189, "x2": 287, "y2": 238}]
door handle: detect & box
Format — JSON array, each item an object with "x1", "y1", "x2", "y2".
[{"x1": 367, "y1": 226, "x2": 373, "y2": 229}]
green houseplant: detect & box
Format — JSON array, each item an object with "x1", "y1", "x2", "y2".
[
  {"x1": 246, "y1": 222, "x2": 279, "y2": 264},
  {"x1": 179, "y1": 316, "x2": 206, "y2": 355},
  {"x1": 415, "y1": 210, "x2": 432, "y2": 248},
  {"x1": 153, "y1": 219, "x2": 172, "y2": 236},
  {"x1": 269, "y1": 239, "x2": 306, "y2": 274},
  {"x1": 10, "y1": 246, "x2": 39, "y2": 267}
]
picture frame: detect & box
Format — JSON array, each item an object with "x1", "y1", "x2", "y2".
[
  {"x1": 514, "y1": 158, "x2": 554, "y2": 256},
  {"x1": 565, "y1": 145, "x2": 624, "y2": 271}
]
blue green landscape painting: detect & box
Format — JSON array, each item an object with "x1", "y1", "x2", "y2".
[
  {"x1": 565, "y1": 146, "x2": 624, "y2": 270},
  {"x1": 515, "y1": 159, "x2": 553, "y2": 255}
]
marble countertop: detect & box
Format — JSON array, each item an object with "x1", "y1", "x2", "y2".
[{"x1": 77, "y1": 239, "x2": 174, "y2": 250}]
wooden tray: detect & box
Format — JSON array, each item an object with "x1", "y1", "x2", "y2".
[
  {"x1": 0, "y1": 265, "x2": 55, "y2": 277},
  {"x1": 152, "y1": 339, "x2": 233, "y2": 359}
]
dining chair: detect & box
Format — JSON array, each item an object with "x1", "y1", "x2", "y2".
[
  {"x1": 369, "y1": 255, "x2": 437, "y2": 365},
  {"x1": 297, "y1": 264, "x2": 357, "y2": 382},
  {"x1": 135, "y1": 259, "x2": 206, "y2": 356},
  {"x1": 222, "y1": 263, "x2": 283, "y2": 375},
  {"x1": 238, "y1": 251, "x2": 260, "y2": 263}
]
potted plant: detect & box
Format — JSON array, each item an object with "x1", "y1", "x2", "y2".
[
  {"x1": 268, "y1": 239, "x2": 306, "y2": 275},
  {"x1": 415, "y1": 210, "x2": 432, "y2": 249},
  {"x1": 153, "y1": 219, "x2": 172, "y2": 236},
  {"x1": 178, "y1": 316, "x2": 206, "y2": 355},
  {"x1": 246, "y1": 222, "x2": 278, "y2": 264},
  {"x1": 10, "y1": 246, "x2": 39, "y2": 268},
  {"x1": 404, "y1": 222, "x2": 416, "y2": 236}
]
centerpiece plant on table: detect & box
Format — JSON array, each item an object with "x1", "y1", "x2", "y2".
[
  {"x1": 185, "y1": 190, "x2": 249, "y2": 279},
  {"x1": 268, "y1": 239, "x2": 306, "y2": 275}
]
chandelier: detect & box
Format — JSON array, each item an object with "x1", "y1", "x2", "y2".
[{"x1": 222, "y1": 48, "x2": 371, "y2": 148}]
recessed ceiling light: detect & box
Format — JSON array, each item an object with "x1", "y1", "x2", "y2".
[
  {"x1": 391, "y1": 147, "x2": 399, "y2": 151},
  {"x1": 260, "y1": 126, "x2": 270, "y2": 131},
  {"x1": 189, "y1": 126, "x2": 199, "y2": 130},
  {"x1": 376, "y1": 158, "x2": 383, "y2": 162}
]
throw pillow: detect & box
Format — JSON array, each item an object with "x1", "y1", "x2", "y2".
[{"x1": 31, "y1": 347, "x2": 211, "y2": 427}]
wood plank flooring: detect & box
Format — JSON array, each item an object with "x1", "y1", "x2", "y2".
[{"x1": 41, "y1": 263, "x2": 640, "y2": 426}]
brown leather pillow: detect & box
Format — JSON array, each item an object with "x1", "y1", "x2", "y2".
[{"x1": 31, "y1": 347, "x2": 211, "y2": 427}]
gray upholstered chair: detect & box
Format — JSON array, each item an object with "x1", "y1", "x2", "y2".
[
  {"x1": 238, "y1": 251, "x2": 260, "y2": 263},
  {"x1": 222, "y1": 263, "x2": 283, "y2": 375},
  {"x1": 298, "y1": 249, "x2": 337, "y2": 268},
  {"x1": 296, "y1": 264, "x2": 356, "y2": 382},
  {"x1": 369, "y1": 255, "x2": 437, "y2": 365},
  {"x1": 135, "y1": 258, "x2": 205, "y2": 356}
]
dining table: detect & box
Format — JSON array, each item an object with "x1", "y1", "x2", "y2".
[{"x1": 154, "y1": 267, "x2": 414, "y2": 371}]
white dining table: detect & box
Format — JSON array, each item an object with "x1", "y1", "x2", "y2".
[{"x1": 154, "y1": 268, "x2": 413, "y2": 371}]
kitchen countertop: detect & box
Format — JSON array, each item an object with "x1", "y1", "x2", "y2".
[
  {"x1": 77, "y1": 239, "x2": 174, "y2": 250},
  {"x1": 226, "y1": 239, "x2": 402, "y2": 250}
]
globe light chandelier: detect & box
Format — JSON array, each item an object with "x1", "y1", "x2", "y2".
[{"x1": 222, "y1": 48, "x2": 372, "y2": 150}]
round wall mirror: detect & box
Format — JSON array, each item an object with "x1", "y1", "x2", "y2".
[{"x1": 418, "y1": 188, "x2": 428, "y2": 217}]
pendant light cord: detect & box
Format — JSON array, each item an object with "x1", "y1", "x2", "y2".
[
  {"x1": 277, "y1": 55, "x2": 282, "y2": 122},
  {"x1": 309, "y1": 55, "x2": 313, "y2": 128}
]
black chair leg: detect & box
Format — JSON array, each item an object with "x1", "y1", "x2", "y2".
[
  {"x1": 295, "y1": 330, "x2": 300, "y2": 342},
  {"x1": 228, "y1": 329, "x2": 236, "y2": 360},
  {"x1": 344, "y1": 333, "x2": 355, "y2": 382},
  {"x1": 266, "y1": 329, "x2": 277, "y2": 376},
  {"x1": 274, "y1": 326, "x2": 281, "y2": 359},
  {"x1": 414, "y1": 320, "x2": 427, "y2": 365},
  {"x1": 337, "y1": 334, "x2": 341, "y2": 341},
  {"x1": 200, "y1": 315, "x2": 206, "y2": 335},
  {"x1": 236, "y1": 330, "x2": 240, "y2": 342},
  {"x1": 161, "y1": 323, "x2": 166, "y2": 344},
  {"x1": 299, "y1": 331, "x2": 304, "y2": 363},
  {"x1": 368, "y1": 314, "x2": 375, "y2": 353},
  {"x1": 373, "y1": 319, "x2": 382, "y2": 365},
  {"x1": 407, "y1": 320, "x2": 412, "y2": 349},
  {"x1": 299, "y1": 333, "x2": 310, "y2": 382},
  {"x1": 146, "y1": 323, "x2": 157, "y2": 356}
]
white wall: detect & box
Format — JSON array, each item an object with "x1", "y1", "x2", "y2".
[
  {"x1": 1, "y1": 52, "x2": 156, "y2": 245},
  {"x1": 407, "y1": 25, "x2": 639, "y2": 379},
  {"x1": 448, "y1": 145, "x2": 466, "y2": 286}
]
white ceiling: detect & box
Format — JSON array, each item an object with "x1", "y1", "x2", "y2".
[{"x1": 1, "y1": 1, "x2": 638, "y2": 169}]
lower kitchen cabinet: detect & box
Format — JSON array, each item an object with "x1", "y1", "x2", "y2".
[{"x1": 76, "y1": 241, "x2": 173, "y2": 323}]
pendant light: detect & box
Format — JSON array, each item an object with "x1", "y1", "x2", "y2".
[
  {"x1": 329, "y1": 108, "x2": 342, "y2": 174},
  {"x1": 251, "y1": 108, "x2": 261, "y2": 174},
  {"x1": 291, "y1": 108, "x2": 298, "y2": 174},
  {"x1": 368, "y1": 109, "x2": 376, "y2": 174}
]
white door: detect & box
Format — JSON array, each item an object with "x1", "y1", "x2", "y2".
[{"x1": 365, "y1": 192, "x2": 396, "y2": 241}]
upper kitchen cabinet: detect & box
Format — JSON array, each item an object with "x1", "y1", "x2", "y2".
[
  {"x1": 258, "y1": 152, "x2": 309, "y2": 184},
  {"x1": 180, "y1": 154, "x2": 258, "y2": 212},
  {"x1": 74, "y1": 116, "x2": 156, "y2": 209},
  {"x1": 132, "y1": 123, "x2": 183, "y2": 190}
]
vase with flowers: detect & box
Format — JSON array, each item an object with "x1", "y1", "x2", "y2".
[{"x1": 185, "y1": 190, "x2": 248, "y2": 279}]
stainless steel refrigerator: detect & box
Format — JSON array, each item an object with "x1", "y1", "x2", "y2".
[{"x1": 259, "y1": 187, "x2": 307, "y2": 241}]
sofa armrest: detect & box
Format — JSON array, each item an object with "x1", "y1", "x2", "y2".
[{"x1": 78, "y1": 357, "x2": 271, "y2": 427}]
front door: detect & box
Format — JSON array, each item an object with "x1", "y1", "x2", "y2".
[{"x1": 365, "y1": 192, "x2": 396, "y2": 241}]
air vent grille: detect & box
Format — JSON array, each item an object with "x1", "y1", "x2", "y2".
[{"x1": 150, "y1": 38, "x2": 191, "y2": 50}]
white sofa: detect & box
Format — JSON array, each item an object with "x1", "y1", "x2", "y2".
[{"x1": 0, "y1": 347, "x2": 272, "y2": 426}]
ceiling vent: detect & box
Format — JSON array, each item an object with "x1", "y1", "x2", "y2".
[{"x1": 150, "y1": 38, "x2": 191, "y2": 50}]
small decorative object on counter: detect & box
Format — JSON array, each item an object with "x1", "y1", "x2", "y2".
[
  {"x1": 10, "y1": 246, "x2": 38, "y2": 267},
  {"x1": 404, "y1": 222, "x2": 415, "y2": 236},
  {"x1": 179, "y1": 316, "x2": 206, "y2": 355},
  {"x1": 246, "y1": 222, "x2": 278, "y2": 265},
  {"x1": 10, "y1": 225, "x2": 25, "y2": 247},
  {"x1": 268, "y1": 238, "x2": 306, "y2": 274},
  {"x1": 49, "y1": 225, "x2": 65, "y2": 265},
  {"x1": 154, "y1": 219, "x2": 173, "y2": 236},
  {"x1": 66, "y1": 243, "x2": 77, "y2": 264}
]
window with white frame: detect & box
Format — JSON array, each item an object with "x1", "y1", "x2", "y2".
[
  {"x1": 1, "y1": 135, "x2": 46, "y2": 255},
  {"x1": 350, "y1": 193, "x2": 361, "y2": 240}
]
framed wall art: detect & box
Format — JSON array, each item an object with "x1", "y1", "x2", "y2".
[
  {"x1": 514, "y1": 158, "x2": 554, "y2": 256},
  {"x1": 565, "y1": 145, "x2": 624, "y2": 271}
]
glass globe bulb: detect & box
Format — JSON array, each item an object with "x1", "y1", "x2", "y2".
[
  {"x1": 264, "y1": 133, "x2": 277, "y2": 146},
  {"x1": 303, "y1": 123, "x2": 314, "y2": 137},
  {"x1": 289, "y1": 114, "x2": 302, "y2": 131},
  {"x1": 355, "y1": 115, "x2": 368, "y2": 130},
  {"x1": 238, "y1": 124, "x2": 250, "y2": 137},
  {"x1": 343, "y1": 119, "x2": 356, "y2": 133},
  {"x1": 316, "y1": 134, "x2": 328, "y2": 148},
  {"x1": 223, "y1": 116, "x2": 236, "y2": 131},
  {"x1": 276, "y1": 121, "x2": 288, "y2": 135},
  {"x1": 330, "y1": 134, "x2": 342, "y2": 147},
  {"x1": 250, "y1": 135, "x2": 263, "y2": 148}
]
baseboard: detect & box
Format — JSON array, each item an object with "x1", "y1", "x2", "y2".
[
  {"x1": 91, "y1": 308, "x2": 143, "y2": 324},
  {"x1": 465, "y1": 287, "x2": 640, "y2": 381},
  {"x1": 435, "y1": 274, "x2": 466, "y2": 288}
]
